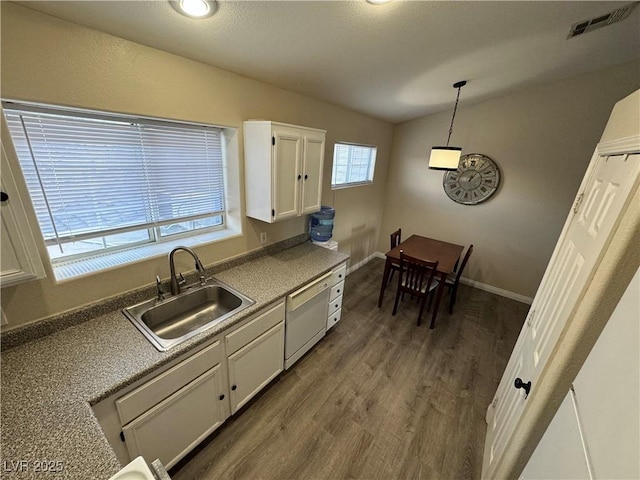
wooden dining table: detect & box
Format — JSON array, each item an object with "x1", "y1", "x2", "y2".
[{"x1": 378, "y1": 234, "x2": 465, "y2": 329}]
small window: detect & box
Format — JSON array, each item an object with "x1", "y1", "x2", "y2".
[
  {"x1": 331, "y1": 142, "x2": 377, "y2": 189},
  {"x1": 2, "y1": 101, "x2": 237, "y2": 280}
]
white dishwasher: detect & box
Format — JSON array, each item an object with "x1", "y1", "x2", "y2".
[{"x1": 285, "y1": 271, "x2": 332, "y2": 369}]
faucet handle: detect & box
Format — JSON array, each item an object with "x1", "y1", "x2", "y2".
[
  {"x1": 195, "y1": 262, "x2": 207, "y2": 285},
  {"x1": 156, "y1": 275, "x2": 166, "y2": 301},
  {"x1": 178, "y1": 272, "x2": 187, "y2": 286}
]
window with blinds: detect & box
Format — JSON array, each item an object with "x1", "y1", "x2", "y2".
[
  {"x1": 3, "y1": 102, "x2": 227, "y2": 265},
  {"x1": 331, "y1": 142, "x2": 377, "y2": 188}
]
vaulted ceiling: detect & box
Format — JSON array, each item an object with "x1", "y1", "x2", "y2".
[{"x1": 16, "y1": 1, "x2": 640, "y2": 123}]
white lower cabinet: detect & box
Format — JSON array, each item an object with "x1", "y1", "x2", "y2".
[
  {"x1": 95, "y1": 300, "x2": 287, "y2": 469},
  {"x1": 121, "y1": 364, "x2": 228, "y2": 469},
  {"x1": 226, "y1": 300, "x2": 285, "y2": 414}
]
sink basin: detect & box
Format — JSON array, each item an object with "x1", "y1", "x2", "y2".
[
  {"x1": 124, "y1": 280, "x2": 255, "y2": 351},
  {"x1": 108, "y1": 456, "x2": 154, "y2": 480}
]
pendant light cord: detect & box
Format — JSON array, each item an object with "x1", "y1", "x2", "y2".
[{"x1": 446, "y1": 84, "x2": 463, "y2": 147}]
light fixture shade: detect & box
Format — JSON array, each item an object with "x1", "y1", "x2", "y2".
[{"x1": 428, "y1": 146, "x2": 461, "y2": 170}]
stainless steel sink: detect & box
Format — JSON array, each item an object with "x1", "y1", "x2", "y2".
[{"x1": 124, "y1": 280, "x2": 255, "y2": 351}]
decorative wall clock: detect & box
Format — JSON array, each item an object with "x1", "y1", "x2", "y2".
[{"x1": 442, "y1": 153, "x2": 500, "y2": 205}]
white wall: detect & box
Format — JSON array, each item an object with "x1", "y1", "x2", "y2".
[{"x1": 379, "y1": 61, "x2": 639, "y2": 299}]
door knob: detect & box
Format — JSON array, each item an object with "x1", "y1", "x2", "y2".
[
  {"x1": 0, "y1": 192, "x2": 8, "y2": 202},
  {"x1": 514, "y1": 377, "x2": 532, "y2": 397}
]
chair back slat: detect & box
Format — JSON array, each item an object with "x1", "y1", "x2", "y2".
[
  {"x1": 398, "y1": 250, "x2": 438, "y2": 298},
  {"x1": 392, "y1": 250, "x2": 440, "y2": 326}
]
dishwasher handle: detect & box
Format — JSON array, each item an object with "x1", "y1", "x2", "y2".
[{"x1": 287, "y1": 271, "x2": 332, "y2": 311}]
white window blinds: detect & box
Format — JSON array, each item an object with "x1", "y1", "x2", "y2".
[
  {"x1": 3, "y1": 103, "x2": 225, "y2": 257},
  {"x1": 331, "y1": 142, "x2": 377, "y2": 188}
]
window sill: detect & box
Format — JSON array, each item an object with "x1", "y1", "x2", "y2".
[
  {"x1": 331, "y1": 180, "x2": 373, "y2": 190},
  {"x1": 52, "y1": 227, "x2": 242, "y2": 282}
]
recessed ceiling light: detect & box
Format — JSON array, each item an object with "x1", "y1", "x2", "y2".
[
  {"x1": 366, "y1": 0, "x2": 393, "y2": 4},
  {"x1": 170, "y1": 0, "x2": 217, "y2": 19}
]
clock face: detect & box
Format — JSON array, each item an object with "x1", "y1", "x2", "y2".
[{"x1": 443, "y1": 153, "x2": 500, "y2": 205}]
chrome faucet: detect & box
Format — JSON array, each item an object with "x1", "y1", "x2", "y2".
[{"x1": 169, "y1": 246, "x2": 207, "y2": 295}]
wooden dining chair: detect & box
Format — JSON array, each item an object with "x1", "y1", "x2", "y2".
[
  {"x1": 446, "y1": 244, "x2": 473, "y2": 314},
  {"x1": 388, "y1": 228, "x2": 402, "y2": 283},
  {"x1": 392, "y1": 250, "x2": 439, "y2": 326}
]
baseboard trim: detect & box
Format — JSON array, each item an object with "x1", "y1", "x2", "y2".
[
  {"x1": 347, "y1": 252, "x2": 379, "y2": 275},
  {"x1": 370, "y1": 252, "x2": 533, "y2": 305},
  {"x1": 459, "y1": 278, "x2": 533, "y2": 304}
]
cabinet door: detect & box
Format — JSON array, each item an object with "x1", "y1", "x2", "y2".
[
  {"x1": 1, "y1": 146, "x2": 45, "y2": 287},
  {"x1": 272, "y1": 127, "x2": 302, "y2": 221},
  {"x1": 300, "y1": 131, "x2": 325, "y2": 214},
  {"x1": 122, "y1": 364, "x2": 229, "y2": 470},
  {"x1": 227, "y1": 321, "x2": 284, "y2": 414}
]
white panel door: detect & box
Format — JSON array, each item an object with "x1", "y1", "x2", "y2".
[
  {"x1": 300, "y1": 131, "x2": 325, "y2": 214},
  {"x1": 484, "y1": 330, "x2": 533, "y2": 471},
  {"x1": 530, "y1": 152, "x2": 640, "y2": 376},
  {"x1": 272, "y1": 127, "x2": 302, "y2": 221},
  {"x1": 482, "y1": 144, "x2": 640, "y2": 479}
]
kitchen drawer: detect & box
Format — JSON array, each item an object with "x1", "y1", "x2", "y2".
[
  {"x1": 327, "y1": 309, "x2": 342, "y2": 331},
  {"x1": 226, "y1": 300, "x2": 285, "y2": 356},
  {"x1": 329, "y1": 281, "x2": 344, "y2": 302},
  {"x1": 116, "y1": 340, "x2": 223, "y2": 426},
  {"x1": 328, "y1": 294, "x2": 343, "y2": 317},
  {"x1": 331, "y1": 262, "x2": 347, "y2": 286}
]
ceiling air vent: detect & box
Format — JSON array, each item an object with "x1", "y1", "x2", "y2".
[{"x1": 567, "y1": 2, "x2": 639, "y2": 38}]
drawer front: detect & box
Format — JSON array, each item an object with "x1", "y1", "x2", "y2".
[
  {"x1": 327, "y1": 309, "x2": 342, "y2": 331},
  {"x1": 116, "y1": 340, "x2": 223, "y2": 426},
  {"x1": 331, "y1": 262, "x2": 347, "y2": 286},
  {"x1": 226, "y1": 300, "x2": 285, "y2": 355},
  {"x1": 328, "y1": 294, "x2": 343, "y2": 317},
  {"x1": 329, "y1": 281, "x2": 344, "y2": 302}
]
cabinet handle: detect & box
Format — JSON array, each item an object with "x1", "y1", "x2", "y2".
[
  {"x1": 0, "y1": 192, "x2": 8, "y2": 202},
  {"x1": 304, "y1": 174, "x2": 308, "y2": 180},
  {"x1": 231, "y1": 385, "x2": 237, "y2": 391},
  {"x1": 337, "y1": 289, "x2": 341, "y2": 294},
  {"x1": 297, "y1": 174, "x2": 302, "y2": 180},
  {"x1": 335, "y1": 304, "x2": 339, "y2": 309},
  {"x1": 219, "y1": 394, "x2": 225, "y2": 400}
]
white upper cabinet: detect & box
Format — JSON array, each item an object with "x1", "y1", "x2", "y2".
[
  {"x1": 0, "y1": 145, "x2": 46, "y2": 288},
  {"x1": 244, "y1": 121, "x2": 326, "y2": 223}
]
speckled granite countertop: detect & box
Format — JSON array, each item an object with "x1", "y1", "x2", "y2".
[{"x1": 0, "y1": 242, "x2": 349, "y2": 479}]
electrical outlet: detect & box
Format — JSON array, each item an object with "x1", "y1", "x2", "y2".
[{"x1": 260, "y1": 232, "x2": 268, "y2": 244}]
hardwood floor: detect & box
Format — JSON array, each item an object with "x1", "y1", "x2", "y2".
[{"x1": 171, "y1": 258, "x2": 528, "y2": 480}]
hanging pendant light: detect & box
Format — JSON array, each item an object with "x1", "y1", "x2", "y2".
[{"x1": 429, "y1": 80, "x2": 467, "y2": 170}]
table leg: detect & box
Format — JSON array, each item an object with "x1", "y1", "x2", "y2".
[
  {"x1": 430, "y1": 272, "x2": 447, "y2": 329},
  {"x1": 378, "y1": 258, "x2": 391, "y2": 308}
]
